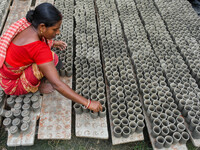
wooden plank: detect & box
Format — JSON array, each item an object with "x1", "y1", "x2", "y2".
[
  {"x1": 38, "y1": 77, "x2": 72, "y2": 140},
  {"x1": 106, "y1": 84, "x2": 144, "y2": 145},
  {"x1": 0, "y1": 0, "x2": 12, "y2": 35},
  {"x1": 7, "y1": 96, "x2": 42, "y2": 146},
  {"x1": 142, "y1": 99, "x2": 187, "y2": 150},
  {"x1": 35, "y1": 0, "x2": 54, "y2": 6},
  {"x1": 21, "y1": 96, "x2": 42, "y2": 146},
  {"x1": 0, "y1": 90, "x2": 6, "y2": 125},
  {"x1": 2, "y1": 0, "x2": 32, "y2": 33},
  {"x1": 75, "y1": 113, "x2": 108, "y2": 139},
  {"x1": 185, "y1": 122, "x2": 200, "y2": 147}
]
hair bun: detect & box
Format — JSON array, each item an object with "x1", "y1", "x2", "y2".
[{"x1": 26, "y1": 10, "x2": 34, "y2": 23}]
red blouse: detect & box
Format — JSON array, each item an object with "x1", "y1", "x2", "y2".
[{"x1": 5, "y1": 41, "x2": 53, "y2": 67}]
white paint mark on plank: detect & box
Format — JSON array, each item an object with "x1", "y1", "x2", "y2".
[
  {"x1": 76, "y1": 113, "x2": 108, "y2": 139},
  {"x1": 38, "y1": 77, "x2": 72, "y2": 140}
]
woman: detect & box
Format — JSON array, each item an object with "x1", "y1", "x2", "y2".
[{"x1": 0, "y1": 3, "x2": 102, "y2": 112}]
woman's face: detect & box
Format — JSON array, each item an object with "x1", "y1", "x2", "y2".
[{"x1": 42, "y1": 20, "x2": 62, "y2": 39}]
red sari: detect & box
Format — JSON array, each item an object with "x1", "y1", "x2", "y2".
[{"x1": 0, "y1": 18, "x2": 58, "y2": 95}]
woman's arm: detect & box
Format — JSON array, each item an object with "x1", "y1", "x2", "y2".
[{"x1": 38, "y1": 61, "x2": 102, "y2": 112}]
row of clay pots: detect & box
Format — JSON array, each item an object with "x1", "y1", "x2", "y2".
[
  {"x1": 155, "y1": 0, "x2": 200, "y2": 87},
  {"x1": 155, "y1": 133, "x2": 189, "y2": 148},
  {"x1": 156, "y1": 0, "x2": 200, "y2": 43},
  {"x1": 73, "y1": 103, "x2": 106, "y2": 118},
  {"x1": 73, "y1": 0, "x2": 106, "y2": 118},
  {"x1": 116, "y1": 0, "x2": 189, "y2": 144},
  {"x1": 96, "y1": 0, "x2": 145, "y2": 137},
  {"x1": 54, "y1": 0, "x2": 74, "y2": 77},
  {"x1": 154, "y1": 38, "x2": 200, "y2": 138},
  {"x1": 134, "y1": 0, "x2": 198, "y2": 142},
  {"x1": 5, "y1": 93, "x2": 40, "y2": 112}
]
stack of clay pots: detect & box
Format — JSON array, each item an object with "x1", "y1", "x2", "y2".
[
  {"x1": 154, "y1": 0, "x2": 200, "y2": 140},
  {"x1": 73, "y1": 0, "x2": 106, "y2": 119},
  {"x1": 96, "y1": 0, "x2": 144, "y2": 138},
  {"x1": 1, "y1": 91, "x2": 41, "y2": 135},
  {"x1": 53, "y1": 0, "x2": 74, "y2": 77}
]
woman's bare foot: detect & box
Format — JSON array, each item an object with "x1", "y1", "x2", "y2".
[{"x1": 39, "y1": 81, "x2": 54, "y2": 94}]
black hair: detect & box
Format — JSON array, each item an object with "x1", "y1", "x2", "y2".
[{"x1": 26, "y1": 3, "x2": 62, "y2": 28}]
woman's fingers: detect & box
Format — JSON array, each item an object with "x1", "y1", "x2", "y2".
[
  {"x1": 54, "y1": 41, "x2": 67, "y2": 50},
  {"x1": 90, "y1": 101, "x2": 103, "y2": 112}
]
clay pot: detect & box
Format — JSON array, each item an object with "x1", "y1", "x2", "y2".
[
  {"x1": 13, "y1": 109, "x2": 22, "y2": 119},
  {"x1": 155, "y1": 136, "x2": 165, "y2": 149},
  {"x1": 113, "y1": 126, "x2": 122, "y2": 138},
  {"x1": 14, "y1": 103, "x2": 22, "y2": 110},
  {"x1": 20, "y1": 123, "x2": 30, "y2": 132},
  {"x1": 90, "y1": 110, "x2": 98, "y2": 119},
  {"x1": 173, "y1": 132, "x2": 181, "y2": 143},
  {"x1": 129, "y1": 121, "x2": 137, "y2": 133},
  {"x1": 121, "y1": 118, "x2": 129, "y2": 127},
  {"x1": 15, "y1": 97, "x2": 23, "y2": 103},
  {"x1": 32, "y1": 101, "x2": 40, "y2": 112},
  {"x1": 164, "y1": 136, "x2": 173, "y2": 148},
  {"x1": 23, "y1": 97, "x2": 31, "y2": 105},
  {"x1": 136, "y1": 120, "x2": 144, "y2": 133},
  {"x1": 31, "y1": 95, "x2": 39, "y2": 103},
  {"x1": 5, "y1": 111, "x2": 14, "y2": 119},
  {"x1": 10, "y1": 126, "x2": 19, "y2": 135},
  {"x1": 73, "y1": 103, "x2": 83, "y2": 114},
  {"x1": 12, "y1": 118, "x2": 21, "y2": 128},
  {"x1": 7, "y1": 97, "x2": 15, "y2": 108},
  {"x1": 180, "y1": 132, "x2": 189, "y2": 144},
  {"x1": 151, "y1": 126, "x2": 161, "y2": 138},
  {"x1": 192, "y1": 126, "x2": 200, "y2": 139},
  {"x1": 122, "y1": 126, "x2": 131, "y2": 138},
  {"x1": 113, "y1": 118, "x2": 121, "y2": 127},
  {"x1": 99, "y1": 106, "x2": 106, "y2": 118},
  {"x1": 3, "y1": 118, "x2": 12, "y2": 128}
]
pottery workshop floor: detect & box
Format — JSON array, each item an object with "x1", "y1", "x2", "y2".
[{"x1": 0, "y1": 0, "x2": 200, "y2": 150}]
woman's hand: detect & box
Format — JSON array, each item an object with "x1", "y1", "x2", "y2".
[
  {"x1": 53, "y1": 40, "x2": 67, "y2": 50},
  {"x1": 89, "y1": 100, "x2": 103, "y2": 112}
]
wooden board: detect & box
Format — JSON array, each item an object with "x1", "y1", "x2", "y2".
[
  {"x1": 0, "y1": 94, "x2": 7, "y2": 126},
  {"x1": 35, "y1": 0, "x2": 54, "y2": 6},
  {"x1": 106, "y1": 85, "x2": 144, "y2": 145},
  {"x1": 75, "y1": 113, "x2": 108, "y2": 139},
  {"x1": 7, "y1": 96, "x2": 42, "y2": 146},
  {"x1": 142, "y1": 101, "x2": 187, "y2": 150},
  {"x1": 185, "y1": 121, "x2": 200, "y2": 147},
  {"x1": 2, "y1": 0, "x2": 32, "y2": 34},
  {"x1": 0, "y1": 0, "x2": 12, "y2": 35},
  {"x1": 38, "y1": 77, "x2": 72, "y2": 140}
]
